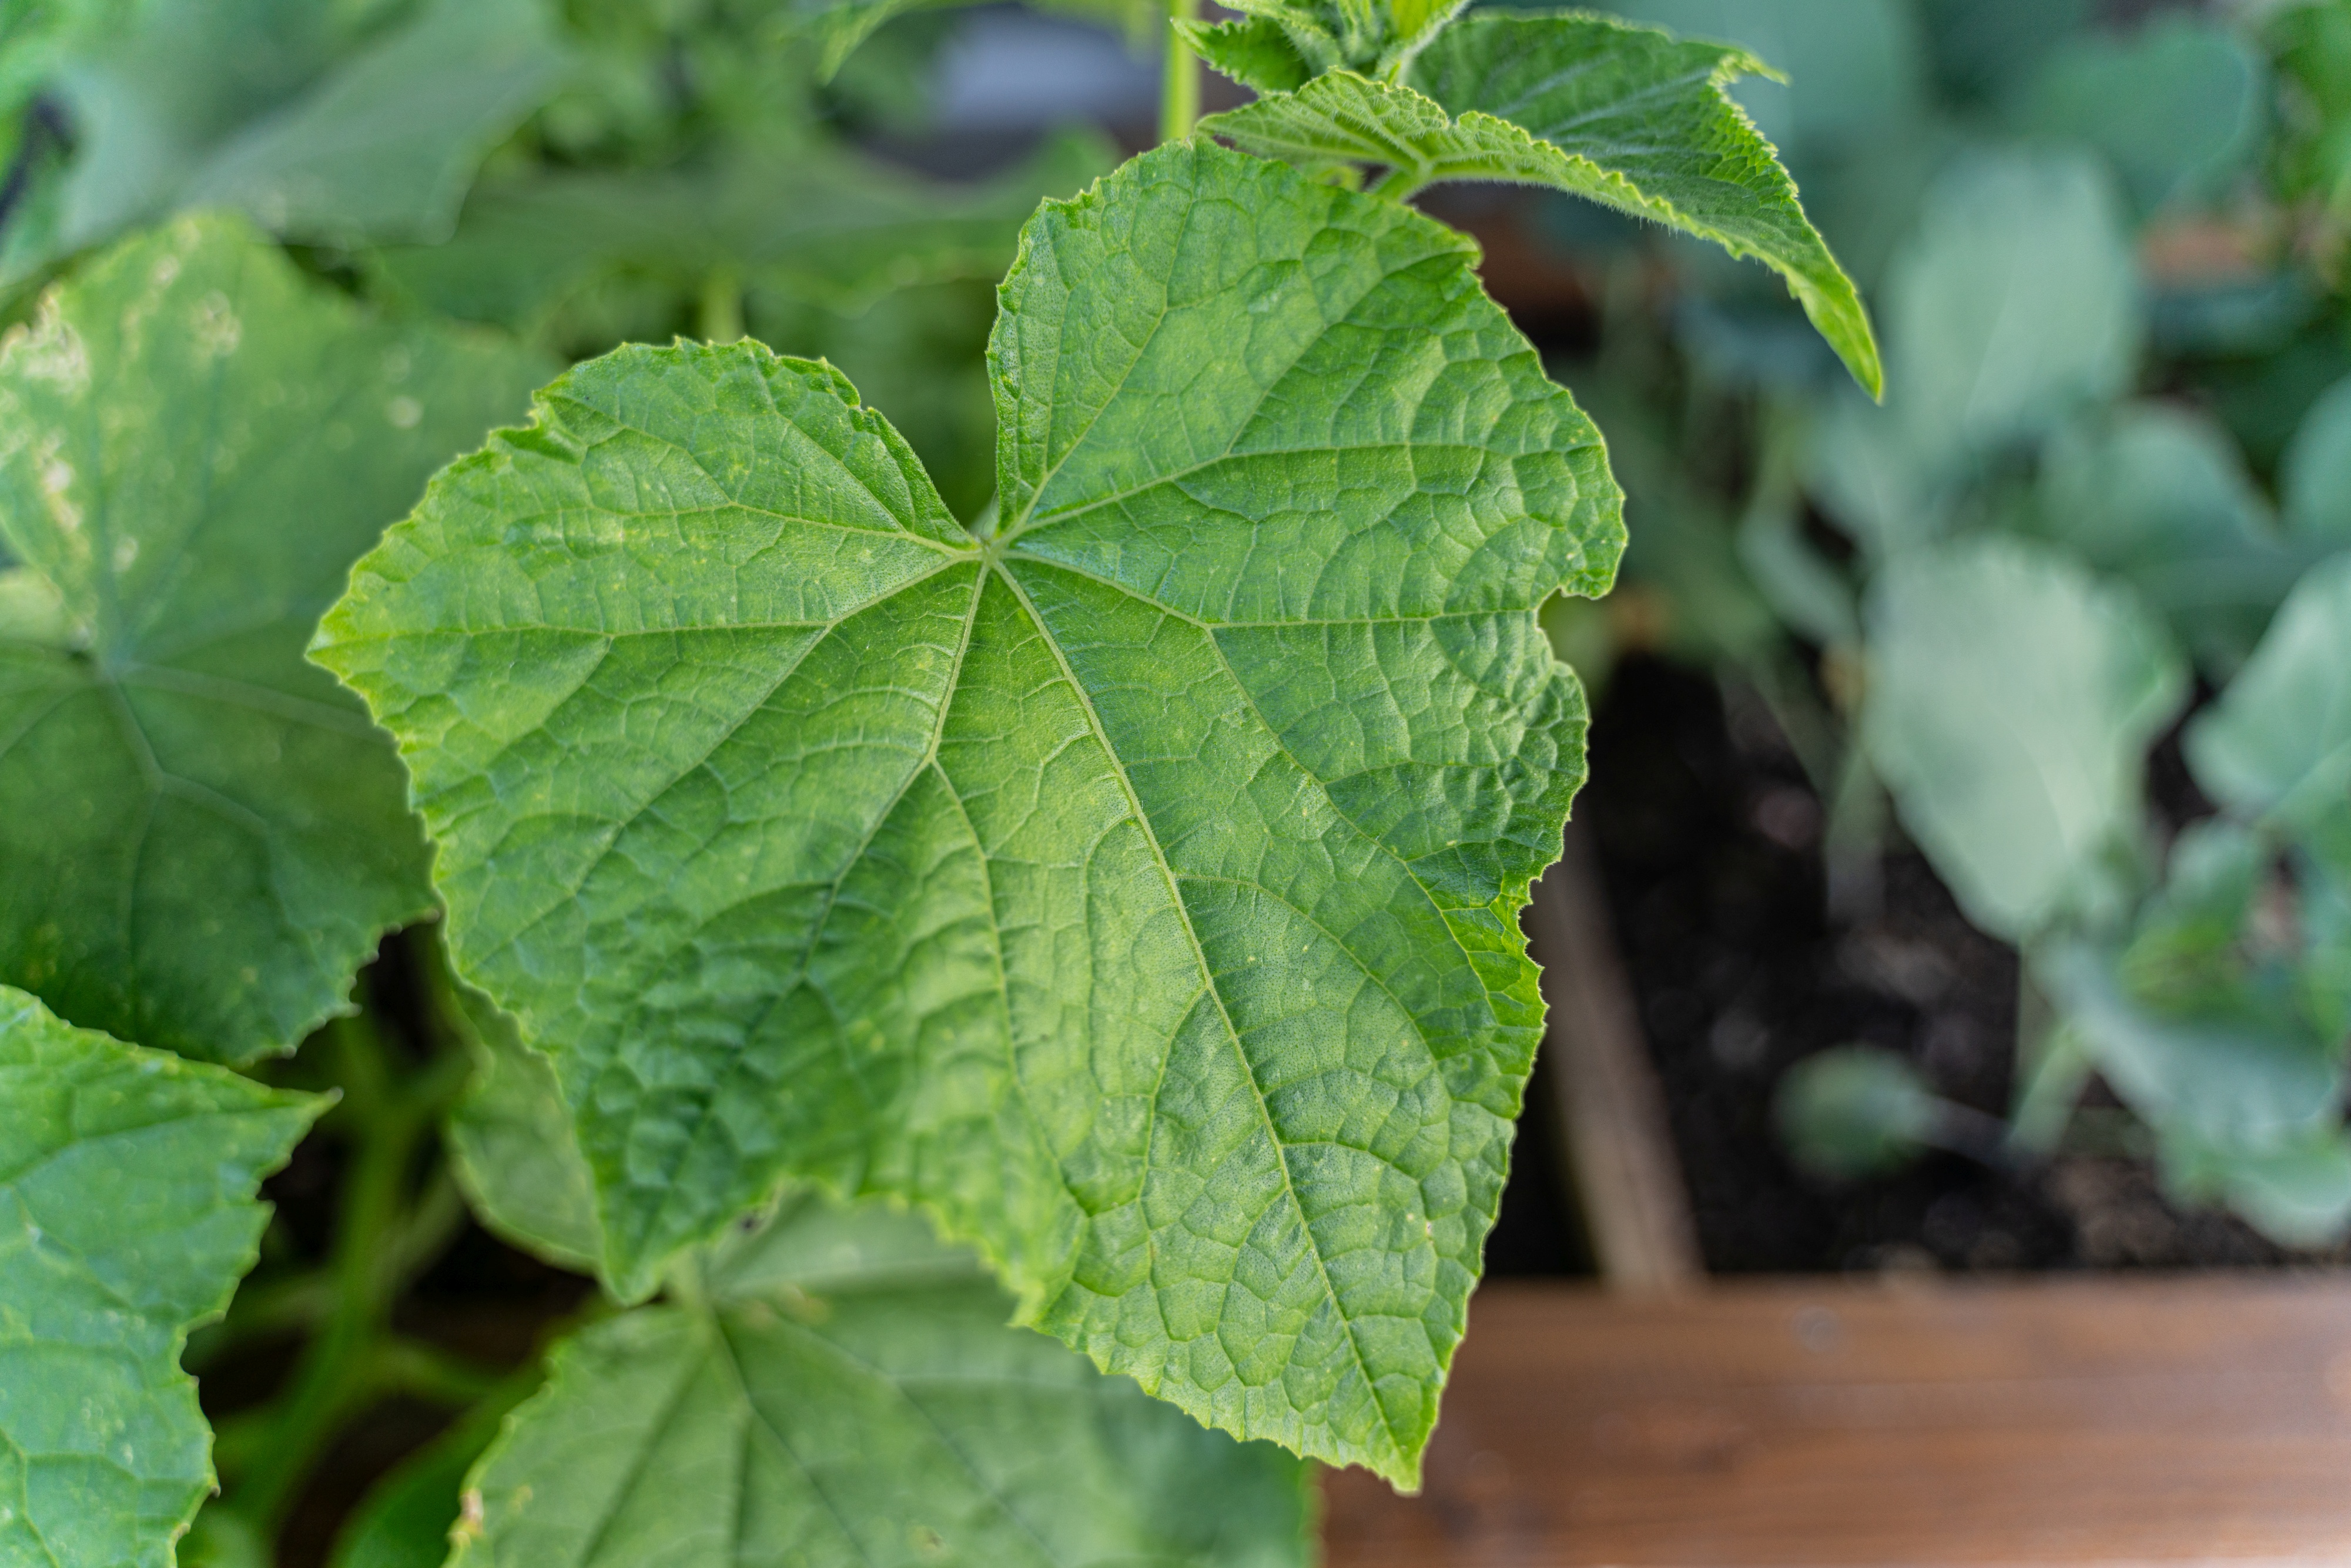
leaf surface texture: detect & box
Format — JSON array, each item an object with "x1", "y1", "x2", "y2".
[{"x1": 318, "y1": 140, "x2": 1619, "y2": 1481}]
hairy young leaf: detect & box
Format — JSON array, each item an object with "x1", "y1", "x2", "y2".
[
  {"x1": 317, "y1": 140, "x2": 1620, "y2": 1482},
  {"x1": 1179, "y1": 16, "x2": 1315, "y2": 95},
  {"x1": 0, "y1": 984, "x2": 323, "y2": 1566},
  {"x1": 454, "y1": 1194, "x2": 1311, "y2": 1567},
  {"x1": 0, "y1": 215, "x2": 549, "y2": 1062},
  {"x1": 1602, "y1": 0, "x2": 1928, "y2": 160},
  {"x1": 1187, "y1": 0, "x2": 1465, "y2": 85},
  {"x1": 1863, "y1": 536, "x2": 2186, "y2": 941},
  {"x1": 1201, "y1": 12, "x2": 1883, "y2": 397}
]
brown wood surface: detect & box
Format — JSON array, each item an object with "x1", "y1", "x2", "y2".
[
  {"x1": 1324, "y1": 1276, "x2": 2351, "y2": 1566},
  {"x1": 1525, "y1": 824, "x2": 1703, "y2": 1295}
]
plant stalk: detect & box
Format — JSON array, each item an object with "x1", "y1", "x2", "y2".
[
  {"x1": 698, "y1": 265, "x2": 745, "y2": 343},
  {"x1": 1161, "y1": 0, "x2": 1200, "y2": 145},
  {"x1": 220, "y1": 1015, "x2": 469, "y2": 1530}
]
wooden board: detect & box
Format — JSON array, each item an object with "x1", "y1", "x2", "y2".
[{"x1": 1324, "y1": 1277, "x2": 2351, "y2": 1566}]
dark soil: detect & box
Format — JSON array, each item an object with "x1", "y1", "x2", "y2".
[{"x1": 1482, "y1": 653, "x2": 2310, "y2": 1280}]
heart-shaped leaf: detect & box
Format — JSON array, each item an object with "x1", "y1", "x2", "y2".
[{"x1": 316, "y1": 140, "x2": 1620, "y2": 1482}]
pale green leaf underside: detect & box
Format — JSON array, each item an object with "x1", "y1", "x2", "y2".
[
  {"x1": 0, "y1": 214, "x2": 548, "y2": 1063},
  {"x1": 1201, "y1": 11, "x2": 1883, "y2": 398},
  {"x1": 456, "y1": 1193, "x2": 1310, "y2": 1568},
  {"x1": 444, "y1": 976, "x2": 603, "y2": 1272},
  {"x1": 0, "y1": 984, "x2": 322, "y2": 1566},
  {"x1": 319, "y1": 140, "x2": 1616, "y2": 1483}
]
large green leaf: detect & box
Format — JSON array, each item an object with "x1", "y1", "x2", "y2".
[
  {"x1": 0, "y1": 214, "x2": 549, "y2": 1062},
  {"x1": 451, "y1": 1193, "x2": 1311, "y2": 1567},
  {"x1": 316, "y1": 139, "x2": 1618, "y2": 1482},
  {"x1": 1862, "y1": 536, "x2": 2186, "y2": 941},
  {"x1": 0, "y1": 984, "x2": 323, "y2": 1566},
  {"x1": 1199, "y1": 11, "x2": 1883, "y2": 397},
  {"x1": 2187, "y1": 552, "x2": 2351, "y2": 869},
  {"x1": 16, "y1": 0, "x2": 563, "y2": 277}
]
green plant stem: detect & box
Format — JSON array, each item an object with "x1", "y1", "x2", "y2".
[
  {"x1": 1161, "y1": 0, "x2": 1200, "y2": 144},
  {"x1": 220, "y1": 1016, "x2": 470, "y2": 1530},
  {"x1": 699, "y1": 265, "x2": 744, "y2": 343}
]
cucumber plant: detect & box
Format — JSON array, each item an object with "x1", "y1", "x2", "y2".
[{"x1": 0, "y1": 4, "x2": 1874, "y2": 1562}]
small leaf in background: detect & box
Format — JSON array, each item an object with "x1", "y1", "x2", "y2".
[
  {"x1": 1775, "y1": 1045, "x2": 1939, "y2": 1180},
  {"x1": 1881, "y1": 148, "x2": 2141, "y2": 464},
  {"x1": 1201, "y1": 12, "x2": 1883, "y2": 394},
  {"x1": 2278, "y1": 374, "x2": 2351, "y2": 545},
  {"x1": 2034, "y1": 403, "x2": 2301, "y2": 677},
  {"x1": 24, "y1": 0, "x2": 565, "y2": 275},
  {"x1": 452, "y1": 1194, "x2": 1311, "y2": 1568},
  {"x1": 2187, "y1": 552, "x2": 2351, "y2": 871},
  {"x1": 2160, "y1": 1125, "x2": 2351, "y2": 1251},
  {"x1": 0, "y1": 213, "x2": 550, "y2": 1062},
  {"x1": 0, "y1": 984, "x2": 324, "y2": 1566},
  {"x1": 2044, "y1": 943, "x2": 2344, "y2": 1171},
  {"x1": 2011, "y1": 15, "x2": 2268, "y2": 216},
  {"x1": 1862, "y1": 537, "x2": 2186, "y2": 941},
  {"x1": 2116, "y1": 818, "x2": 2269, "y2": 1018},
  {"x1": 319, "y1": 140, "x2": 1619, "y2": 1483},
  {"x1": 2266, "y1": 0, "x2": 2351, "y2": 224},
  {"x1": 1805, "y1": 149, "x2": 2140, "y2": 558},
  {"x1": 327, "y1": 1361, "x2": 547, "y2": 1568}
]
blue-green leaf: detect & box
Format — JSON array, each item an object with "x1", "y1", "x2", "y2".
[
  {"x1": 2186, "y1": 552, "x2": 2351, "y2": 871},
  {"x1": 1863, "y1": 537, "x2": 2186, "y2": 941}
]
